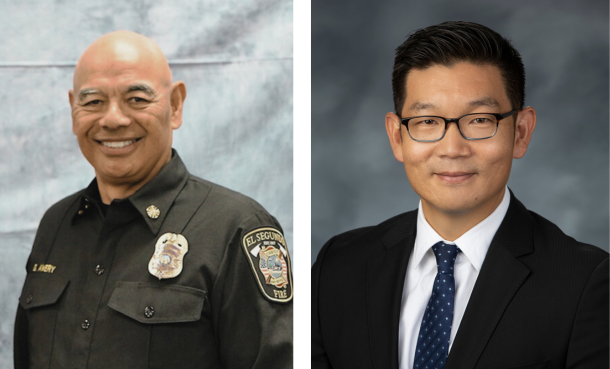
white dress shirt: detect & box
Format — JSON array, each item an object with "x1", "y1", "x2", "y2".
[{"x1": 398, "y1": 187, "x2": 510, "y2": 369}]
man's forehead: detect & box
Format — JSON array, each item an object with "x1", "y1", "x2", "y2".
[
  {"x1": 407, "y1": 97, "x2": 501, "y2": 112},
  {"x1": 73, "y1": 32, "x2": 172, "y2": 90},
  {"x1": 73, "y1": 60, "x2": 169, "y2": 94},
  {"x1": 76, "y1": 56, "x2": 160, "y2": 81},
  {"x1": 402, "y1": 63, "x2": 509, "y2": 111}
]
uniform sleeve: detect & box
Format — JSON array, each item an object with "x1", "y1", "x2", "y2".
[
  {"x1": 14, "y1": 200, "x2": 69, "y2": 369},
  {"x1": 311, "y1": 237, "x2": 334, "y2": 369},
  {"x1": 13, "y1": 304, "x2": 29, "y2": 369},
  {"x1": 565, "y1": 257, "x2": 609, "y2": 368},
  {"x1": 211, "y1": 211, "x2": 292, "y2": 369}
]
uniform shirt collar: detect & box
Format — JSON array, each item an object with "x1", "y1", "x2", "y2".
[
  {"x1": 77, "y1": 149, "x2": 190, "y2": 235},
  {"x1": 412, "y1": 186, "x2": 510, "y2": 272}
]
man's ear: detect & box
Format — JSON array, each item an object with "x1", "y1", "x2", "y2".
[
  {"x1": 169, "y1": 81, "x2": 187, "y2": 130},
  {"x1": 513, "y1": 107, "x2": 536, "y2": 159},
  {"x1": 68, "y1": 90, "x2": 76, "y2": 134},
  {"x1": 69, "y1": 89, "x2": 75, "y2": 108},
  {"x1": 386, "y1": 112, "x2": 405, "y2": 162}
]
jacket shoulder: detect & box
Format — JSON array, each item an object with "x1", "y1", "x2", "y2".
[
  {"x1": 315, "y1": 210, "x2": 417, "y2": 267},
  {"x1": 529, "y1": 210, "x2": 608, "y2": 263},
  {"x1": 530, "y1": 209, "x2": 608, "y2": 257}
]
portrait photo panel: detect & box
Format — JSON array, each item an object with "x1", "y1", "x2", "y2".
[{"x1": 0, "y1": 1, "x2": 292, "y2": 367}]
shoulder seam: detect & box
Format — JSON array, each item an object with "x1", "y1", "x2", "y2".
[{"x1": 38, "y1": 193, "x2": 83, "y2": 264}]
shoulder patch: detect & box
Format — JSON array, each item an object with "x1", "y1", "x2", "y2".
[{"x1": 242, "y1": 227, "x2": 293, "y2": 303}]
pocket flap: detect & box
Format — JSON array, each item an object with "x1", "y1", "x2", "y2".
[
  {"x1": 108, "y1": 282, "x2": 206, "y2": 324},
  {"x1": 19, "y1": 273, "x2": 69, "y2": 309}
]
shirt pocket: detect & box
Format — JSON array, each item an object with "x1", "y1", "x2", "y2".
[
  {"x1": 107, "y1": 281, "x2": 206, "y2": 323},
  {"x1": 103, "y1": 282, "x2": 213, "y2": 369},
  {"x1": 19, "y1": 273, "x2": 69, "y2": 309},
  {"x1": 18, "y1": 273, "x2": 69, "y2": 367}
]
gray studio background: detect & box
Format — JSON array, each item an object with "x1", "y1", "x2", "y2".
[
  {"x1": 0, "y1": 1, "x2": 292, "y2": 365},
  {"x1": 312, "y1": 0, "x2": 609, "y2": 262}
]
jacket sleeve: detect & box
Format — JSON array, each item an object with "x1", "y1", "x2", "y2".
[
  {"x1": 211, "y1": 211, "x2": 292, "y2": 369},
  {"x1": 13, "y1": 304, "x2": 29, "y2": 369},
  {"x1": 565, "y1": 257, "x2": 609, "y2": 368},
  {"x1": 312, "y1": 236, "x2": 335, "y2": 369}
]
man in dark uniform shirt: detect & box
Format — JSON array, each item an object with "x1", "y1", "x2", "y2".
[{"x1": 14, "y1": 30, "x2": 292, "y2": 369}]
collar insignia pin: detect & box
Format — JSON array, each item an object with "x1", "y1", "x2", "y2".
[
  {"x1": 148, "y1": 233, "x2": 188, "y2": 280},
  {"x1": 146, "y1": 205, "x2": 160, "y2": 219}
]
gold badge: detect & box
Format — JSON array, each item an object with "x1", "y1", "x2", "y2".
[
  {"x1": 242, "y1": 227, "x2": 293, "y2": 303},
  {"x1": 148, "y1": 233, "x2": 188, "y2": 280}
]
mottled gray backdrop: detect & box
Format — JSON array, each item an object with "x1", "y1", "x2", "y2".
[
  {"x1": 0, "y1": 1, "x2": 292, "y2": 365},
  {"x1": 312, "y1": 0, "x2": 609, "y2": 262}
]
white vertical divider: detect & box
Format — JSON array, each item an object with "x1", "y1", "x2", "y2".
[{"x1": 293, "y1": 0, "x2": 311, "y2": 367}]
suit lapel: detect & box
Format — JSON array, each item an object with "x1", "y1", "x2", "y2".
[
  {"x1": 445, "y1": 192, "x2": 535, "y2": 369},
  {"x1": 366, "y1": 212, "x2": 417, "y2": 369}
]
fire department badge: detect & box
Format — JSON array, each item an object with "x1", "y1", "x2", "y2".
[
  {"x1": 148, "y1": 233, "x2": 189, "y2": 280},
  {"x1": 242, "y1": 227, "x2": 292, "y2": 303}
]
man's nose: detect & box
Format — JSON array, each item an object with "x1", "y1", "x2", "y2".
[
  {"x1": 435, "y1": 121, "x2": 471, "y2": 158},
  {"x1": 99, "y1": 102, "x2": 130, "y2": 129}
]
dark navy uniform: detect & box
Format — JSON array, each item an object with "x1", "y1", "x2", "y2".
[{"x1": 14, "y1": 151, "x2": 292, "y2": 369}]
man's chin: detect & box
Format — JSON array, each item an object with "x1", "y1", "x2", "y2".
[
  {"x1": 434, "y1": 203, "x2": 478, "y2": 216},
  {"x1": 421, "y1": 195, "x2": 482, "y2": 216},
  {"x1": 94, "y1": 164, "x2": 137, "y2": 184}
]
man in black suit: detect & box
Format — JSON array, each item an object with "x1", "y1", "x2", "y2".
[{"x1": 312, "y1": 21, "x2": 608, "y2": 369}]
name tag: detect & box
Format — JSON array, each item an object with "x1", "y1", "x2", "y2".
[{"x1": 33, "y1": 263, "x2": 56, "y2": 273}]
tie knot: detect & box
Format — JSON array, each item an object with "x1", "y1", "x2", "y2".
[{"x1": 431, "y1": 241, "x2": 460, "y2": 274}]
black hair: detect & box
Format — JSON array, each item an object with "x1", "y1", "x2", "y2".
[{"x1": 392, "y1": 21, "x2": 525, "y2": 116}]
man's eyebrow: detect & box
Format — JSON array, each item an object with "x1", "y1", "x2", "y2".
[
  {"x1": 125, "y1": 84, "x2": 156, "y2": 96},
  {"x1": 408, "y1": 101, "x2": 437, "y2": 113},
  {"x1": 406, "y1": 98, "x2": 502, "y2": 115},
  {"x1": 468, "y1": 97, "x2": 501, "y2": 110},
  {"x1": 78, "y1": 88, "x2": 101, "y2": 101}
]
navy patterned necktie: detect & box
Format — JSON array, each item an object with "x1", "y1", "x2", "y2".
[{"x1": 413, "y1": 242, "x2": 461, "y2": 369}]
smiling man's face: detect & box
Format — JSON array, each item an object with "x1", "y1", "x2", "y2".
[
  {"x1": 388, "y1": 62, "x2": 526, "y2": 223},
  {"x1": 69, "y1": 32, "x2": 185, "y2": 199}
]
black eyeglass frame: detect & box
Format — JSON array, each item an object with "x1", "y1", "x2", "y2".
[{"x1": 399, "y1": 108, "x2": 521, "y2": 142}]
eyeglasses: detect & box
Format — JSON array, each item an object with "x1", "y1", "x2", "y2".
[{"x1": 400, "y1": 109, "x2": 521, "y2": 142}]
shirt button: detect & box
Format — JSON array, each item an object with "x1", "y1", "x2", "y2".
[
  {"x1": 26, "y1": 294, "x2": 33, "y2": 304},
  {"x1": 95, "y1": 265, "x2": 105, "y2": 275},
  {"x1": 81, "y1": 319, "x2": 91, "y2": 330},
  {"x1": 144, "y1": 306, "x2": 155, "y2": 318}
]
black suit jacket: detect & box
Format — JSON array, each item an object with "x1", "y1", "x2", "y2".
[{"x1": 312, "y1": 193, "x2": 609, "y2": 369}]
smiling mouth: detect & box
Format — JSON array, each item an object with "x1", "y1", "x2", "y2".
[
  {"x1": 437, "y1": 172, "x2": 474, "y2": 177},
  {"x1": 435, "y1": 172, "x2": 476, "y2": 184},
  {"x1": 97, "y1": 138, "x2": 141, "y2": 149}
]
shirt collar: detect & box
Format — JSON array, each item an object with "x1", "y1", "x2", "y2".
[
  {"x1": 412, "y1": 186, "x2": 511, "y2": 271},
  {"x1": 76, "y1": 149, "x2": 190, "y2": 235}
]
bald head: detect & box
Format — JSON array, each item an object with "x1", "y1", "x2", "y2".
[{"x1": 73, "y1": 31, "x2": 172, "y2": 91}]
